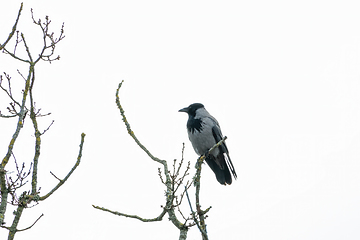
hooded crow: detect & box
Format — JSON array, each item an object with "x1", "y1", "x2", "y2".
[{"x1": 179, "y1": 103, "x2": 237, "y2": 185}]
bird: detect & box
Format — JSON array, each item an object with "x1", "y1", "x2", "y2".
[{"x1": 179, "y1": 103, "x2": 237, "y2": 185}]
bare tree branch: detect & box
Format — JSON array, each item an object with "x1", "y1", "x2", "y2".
[
  {"x1": 39, "y1": 133, "x2": 86, "y2": 201},
  {"x1": 92, "y1": 205, "x2": 167, "y2": 222},
  {"x1": 115, "y1": 81, "x2": 166, "y2": 166},
  {"x1": 30, "y1": 9, "x2": 65, "y2": 64},
  {"x1": 93, "y1": 81, "x2": 191, "y2": 240},
  {"x1": 1, "y1": 6, "x2": 85, "y2": 239},
  {"x1": 192, "y1": 136, "x2": 227, "y2": 240},
  {"x1": 0, "y1": 3, "x2": 23, "y2": 50}
]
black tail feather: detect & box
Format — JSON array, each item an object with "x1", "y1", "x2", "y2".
[{"x1": 205, "y1": 155, "x2": 232, "y2": 185}]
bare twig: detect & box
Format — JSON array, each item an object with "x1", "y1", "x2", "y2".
[
  {"x1": 13, "y1": 30, "x2": 22, "y2": 55},
  {"x1": 175, "y1": 178, "x2": 192, "y2": 208},
  {"x1": 49, "y1": 171, "x2": 61, "y2": 182},
  {"x1": 40, "y1": 120, "x2": 54, "y2": 135},
  {"x1": 0, "y1": 72, "x2": 22, "y2": 110},
  {"x1": 16, "y1": 213, "x2": 44, "y2": 232},
  {"x1": 6, "y1": 153, "x2": 32, "y2": 206},
  {"x1": 185, "y1": 187, "x2": 202, "y2": 234},
  {"x1": 158, "y1": 167, "x2": 165, "y2": 184},
  {"x1": 30, "y1": 9, "x2": 65, "y2": 64}
]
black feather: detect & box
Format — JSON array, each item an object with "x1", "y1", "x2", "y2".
[
  {"x1": 187, "y1": 116, "x2": 203, "y2": 133},
  {"x1": 212, "y1": 126, "x2": 237, "y2": 180},
  {"x1": 205, "y1": 154, "x2": 232, "y2": 185}
]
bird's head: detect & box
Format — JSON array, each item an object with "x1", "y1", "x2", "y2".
[{"x1": 178, "y1": 103, "x2": 204, "y2": 117}]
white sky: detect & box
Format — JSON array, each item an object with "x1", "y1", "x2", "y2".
[{"x1": 1, "y1": 1, "x2": 360, "y2": 239}]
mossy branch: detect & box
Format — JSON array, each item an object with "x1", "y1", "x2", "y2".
[
  {"x1": 0, "y1": 3, "x2": 23, "y2": 50},
  {"x1": 39, "y1": 133, "x2": 86, "y2": 201},
  {"x1": 115, "y1": 80, "x2": 166, "y2": 165},
  {"x1": 192, "y1": 136, "x2": 227, "y2": 240},
  {"x1": 93, "y1": 81, "x2": 191, "y2": 240},
  {"x1": 92, "y1": 205, "x2": 167, "y2": 222}
]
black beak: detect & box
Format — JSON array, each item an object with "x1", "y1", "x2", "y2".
[{"x1": 178, "y1": 107, "x2": 188, "y2": 113}]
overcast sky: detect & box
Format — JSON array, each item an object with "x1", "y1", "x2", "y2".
[{"x1": 1, "y1": 1, "x2": 360, "y2": 239}]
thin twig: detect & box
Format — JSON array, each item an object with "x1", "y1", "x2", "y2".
[
  {"x1": 41, "y1": 120, "x2": 54, "y2": 135},
  {"x1": 49, "y1": 171, "x2": 61, "y2": 182},
  {"x1": 185, "y1": 187, "x2": 202, "y2": 231},
  {"x1": 16, "y1": 213, "x2": 44, "y2": 232},
  {"x1": 0, "y1": 72, "x2": 22, "y2": 108}
]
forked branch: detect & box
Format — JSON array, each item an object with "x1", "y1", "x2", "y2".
[{"x1": 93, "y1": 81, "x2": 190, "y2": 239}]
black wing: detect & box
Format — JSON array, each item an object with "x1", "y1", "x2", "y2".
[
  {"x1": 211, "y1": 125, "x2": 237, "y2": 180},
  {"x1": 204, "y1": 154, "x2": 232, "y2": 185}
]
